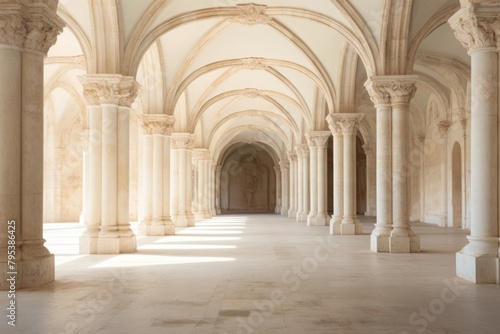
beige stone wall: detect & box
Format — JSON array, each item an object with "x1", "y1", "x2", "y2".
[{"x1": 221, "y1": 145, "x2": 276, "y2": 213}]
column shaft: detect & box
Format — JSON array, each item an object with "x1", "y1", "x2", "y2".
[
  {"x1": 308, "y1": 144, "x2": 318, "y2": 225},
  {"x1": 0, "y1": 4, "x2": 64, "y2": 289},
  {"x1": 280, "y1": 161, "x2": 290, "y2": 215}
]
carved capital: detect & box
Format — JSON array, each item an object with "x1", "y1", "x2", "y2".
[
  {"x1": 273, "y1": 165, "x2": 281, "y2": 174},
  {"x1": 306, "y1": 131, "x2": 331, "y2": 148},
  {"x1": 287, "y1": 151, "x2": 297, "y2": 162},
  {"x1": 171, "y1": 134, "x2": 194, "y2": 150},
  {"x1": 229, "y1": 4, "x2": 272, "y2": 26},
  {"x1": 437, "y1": 120, "x2": 452, "y2": 140},
  {"x1": 295, "y1": 145, "x2": 309, "y2": 158},
  {"x1": 192, "y1": 149, "x2": 210, "y2": 161},
  {"x1": 141, "y1": 114, "x2": 175, "y2": 136},
  {"x1": 365, "y1": 76, "x2": 418, "y2": 106},
  {"x1": 0, "y1": 3, "x2": 64, "y2": 53},
  {"x1": 79, "y1": 75, "x2": 140, "y2": 107},
  {"x1": 279, "y1": 160, "x2": 290, "y2": 170},
  {"x1": 449, "y1": 3, "x2": 500, "y2": 52},
  {"x1": 327, "y1": 113, "x2": 364, "y2": 135}
]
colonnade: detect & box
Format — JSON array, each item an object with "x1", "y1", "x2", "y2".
[{"x1": 2, "y1": 0, "x2": 499, "y2": 291}]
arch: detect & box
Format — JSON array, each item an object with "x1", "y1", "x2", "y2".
[
  {"x1": 168, "y1": 58, "x2": 329, "y2": 118},
  {"x1": 208, "y1": 117, "x2": 291, "y2": 154},
  {"x1": 56, "y1": 7, "x2": 92, "y2": 73},
  {"x1": 405, "y1": 3, "x2": 461, "y2": 74},
  {"x1": 190, "y1": 89, "x2": 303, "y2": 135},
  {"x1": 452, "y1": 141, "x2": 463, "y2": 229},
  {"x1": 219, "y1": 142, "x2": 277, "y2": 213},
  {"x1": 211, "y1": 126, "x2": 287, "y2": 164},
  {"x1": 123, "y1": 6, "x2": 377, "y2": 80}
]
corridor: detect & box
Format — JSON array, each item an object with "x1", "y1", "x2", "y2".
[{"x1": 4, "y1": 215, "x2": 500, "y2": 333}]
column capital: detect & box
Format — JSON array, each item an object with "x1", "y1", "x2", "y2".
[
  {"x1": 295, "y1": 144, "x2": 309, "y2": 158},
  {"x1": 273, "y1": 165, "x2": 281, "y2": 173},
  {"x1": 287, "y1": 151, "x2": 297, "y2": 162},
  {"x1": 364, "y1": 75, "x2": 418, "y2": 106},
  {"x1": 326, "y1": 113, "x2": 364, "y2": 135},
  {"x1": 437, "y1": 120, "x2": 452, "y2": 140},
  {"x1": 216, "y1": 164, "x2": 222, "y2": 173},
  {"x1": 306, "y1": 131, "x2": 331, "y2": 148},
  {"x1": 449, "y1": 3, "x2": 500, "y2": 52},
  {"x1": 140, "y1": 114, "x2": 175, "y2": 136},
  {"x1": 79, "y1": 75, "x2": 140, "y2": 107},
  {"x1": 362, "y1": 144, "x2": 374, "y2": 155},
  {"x1": 279, "y1": 160, "x2": 290, "y2": 170},
  {"x1": 171, "y1": 133, "x2": 195, "y2": 150},
  {"x1": 192, "y1": 148, "x2": 210, "y2": 161},
  {"x1": 0, "y1": 1, "x2": 65, "y2": 53}
]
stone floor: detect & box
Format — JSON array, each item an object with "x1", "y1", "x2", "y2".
[{"x1": 3, "y1": 214, "x2": 500, "y2": 334}]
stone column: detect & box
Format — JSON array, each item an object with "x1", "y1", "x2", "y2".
[
  {"x1": 365, "y1": 75, "x2": 420, "y2": 253},
  {"x1": 288, "y1": 152, "x2": 298, "y2": 218},
  {"x1": 138, "y1": 114, "x2": 175, "y2": 236},
  {"x1": 418, "y1": 136, "x2": 426, "y2": 223},
  {"x1": 450, "y1": 3, "x2": 500, "y2": 283},
  {"x1": 79, "y1": 75, "x2": 139, "y2": 254},
  {"x1": 215, "y1": 165, "x2": 222, "y2": 214},
  {"x1": 327, "y1": 118, "x2": 344, "y2": 234},
  {"x1": 80, "y1": 129, "x2": 90, "y2": 225},
  {"x1": 210, "y1": 161, "x2": 216, "y2": 216},
  {"x1": 437, "y1": 121, "x2": 451, "y2": 227},
  {"x1": 295, "y1": 145, "x2": 310, "y2": 222},
  {"x1": 328, "y1": 114, "x2": 364, "y2": 235},
  {"x1": 363, "y1": 144, "x2": 377, "y2": 216},
  {"x1": 306, "y1": 131, "x2": 331, "y2": 226},
  {"x1": 274, "y1": 166, "x2": 281, "y2": 214},
  {"x1": 306, "y1": 135, "x2": 318, "y2": 225},
  {"x1": 0, "y1": 1, "x2": 64, "y2": 289},
  {"x1": 279, "y1": 160, "x2": 290, "y2": 215},
  {"x1": 171, "y1": 134, "x2": 195, "y2": 227},
  {"x1": 193, "y1": 149, "x2": 212, "y2": 219}
]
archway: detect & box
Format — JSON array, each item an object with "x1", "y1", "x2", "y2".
[
  {"x1": 220, "y1": 143, "x2": 276, "y2": 213},
  {"x1": 356, "y1": 135, "x2": 367, "y2": 215},
  {"x1": 452, "y1": 142, "x2": 462, "y2": 228}
]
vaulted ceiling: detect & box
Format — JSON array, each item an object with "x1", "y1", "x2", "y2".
[{"x1": 45, "y1": 0, "x2": 468, "y2": 162}]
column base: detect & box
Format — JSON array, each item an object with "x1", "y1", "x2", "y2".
[
  {"x1": 370, "y1": 233, "x2": 420, "y2": 253},
  {"x1": 95, "y1": 236, "x2": 137, "y2": 254},
  {"x1": 216, "y1": 208, "x2": 222, "y2": 215},
  {"x1": 296, "y1": 211, "x2": 308, "y2": 222},
  {"x1": 280, "y1": 207, "x2": 288, "y2": 216},
  {"x1": 371, "y1": 234, "x2": 390, "y2": 253},
  {"x1": 137, "y1": 221, "x2": 151, "y2": 236},
  {"x1": 196, "y1": 211, "x2": 212, "y2": 219},
  {"x1": 150, "y1": 221, "x2": 175, "y2": 236},
  {"x1": 307, "y1": 212, "x2": 317, "y2": 226},
  {"x1": 456, "y1": 251, "x2": 500, "y2": 284},
  {"x1": 288, "y1": 209, "x2": 296, "y2": 218},
  {"x1": 80, "y1": 236, "x2": 98, "y2": 254},
  {"x1": 0, "y1": 255, "x2": 54, "y2": 290},
  {"x1": 312, "y1": 213, "x2": 329, "y2": 226},
  {"x1": 338, "y1": 222, "x2": 363, "y2": 235},
  {"x1": 329, "y1": 217, "x2": 342, "y2": 234},
  {"x1": 174, "y1": 215, "x2": 195, "y2": 227},
  {"x1": 389, "y1": 235, "x2": 420, "y2": 253}
]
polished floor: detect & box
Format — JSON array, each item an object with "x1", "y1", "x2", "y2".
[{"x1": 4, "y1": 215, "x2": 500, "y2": 334}]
